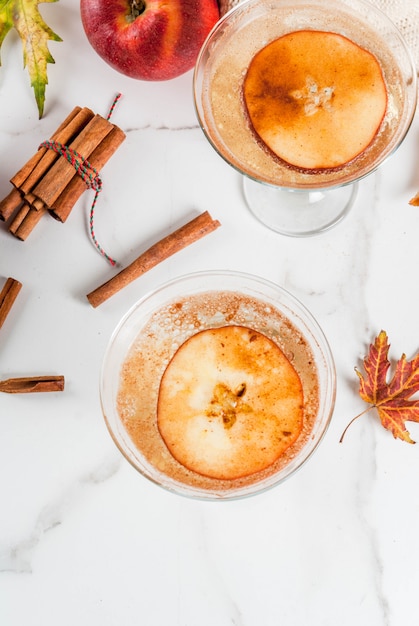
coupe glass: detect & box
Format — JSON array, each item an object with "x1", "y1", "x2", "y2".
[
  {"x1": 100, "y1": 271, "x2": 336, "y2": 500},
  {"x1": 193, "y1": 0, "x2": 417, "y2": 236}
]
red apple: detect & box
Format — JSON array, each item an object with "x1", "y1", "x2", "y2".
[{"x1": 80, "y1": 0, "x2": 220, "y2": 81}]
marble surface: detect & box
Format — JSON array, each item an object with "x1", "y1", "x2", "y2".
[{"x1": 1, "y1": 2, "x2": 419, "y2": 625}]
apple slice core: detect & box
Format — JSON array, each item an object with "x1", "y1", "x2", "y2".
[
  {"x1": 157, "y1": 325, "x2": 304, "y2": 480},
  {"x1": 243, "y1": 30, "x2": 388, "y2": 170}
]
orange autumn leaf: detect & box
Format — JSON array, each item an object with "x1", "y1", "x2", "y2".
[{"x1": 341, "y1": 330, "x2": 419, "y2": 443}]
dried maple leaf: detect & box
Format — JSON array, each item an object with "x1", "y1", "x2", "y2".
[
  {"x1": 0, "y1": 0, "x2": 62, "y2": 118},
  {"x1": 340, "y1": 330, "x2": 419, "y2": 443},
  {"x1": 409, "y1": 191, "x2": 419, "y2": 206}
]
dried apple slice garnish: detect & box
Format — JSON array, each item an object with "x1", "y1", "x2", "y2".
[
  {"x1": 243, "y1": 30, "x2": 388, "y2": 170},
  {"x1": 157, "y1": 325, "x2": 304, "y2": 480}
]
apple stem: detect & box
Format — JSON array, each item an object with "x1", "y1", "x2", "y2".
[{"x1": 129, "y1": 0, "x2": 146, "y2": 22}]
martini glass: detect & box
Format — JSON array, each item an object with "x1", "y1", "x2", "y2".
[{"x1": 193, "y1": 0, "x2": 417, "y2": 236}]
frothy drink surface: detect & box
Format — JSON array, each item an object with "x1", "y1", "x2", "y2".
[{"x1": 116, "y1": 291, "x2": 320, "y2": 493}]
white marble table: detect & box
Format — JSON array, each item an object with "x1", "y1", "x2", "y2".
[{"x1": 1, "y1": 2, "x2": 419, "y2": 625}]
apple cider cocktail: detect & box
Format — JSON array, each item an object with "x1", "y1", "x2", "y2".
[
  {"x1": 116, "y1": 290, "x2": 320, "y2": 493},
  {"x1": 195, "y1": 0, "x2": 411, "y2": 190}
]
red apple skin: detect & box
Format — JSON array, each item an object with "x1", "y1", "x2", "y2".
[{"x1": 80, "y1": 0, "x2": 220, "y2": 81}]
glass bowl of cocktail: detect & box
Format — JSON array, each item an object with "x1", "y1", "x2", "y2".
[
  {"x1": 100, "y1": 271, "x2": 336, "y2": 500},
  {"x1": 193, "y1": 0, "x2": 417, "y2": 236}
]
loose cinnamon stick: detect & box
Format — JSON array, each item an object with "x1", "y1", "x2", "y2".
[
  {"x1": 0, "y1": 375, "x2": 65, "y2": 393},
  {"x1": 33, "y1": 114, "x2": 114, "y2": 208},
  {"x1": 0, "y1": 188, "x2": 23, "y2": 222},
  {"x1": 50, "y1": 125, "x2": 126, "y2": 222},
  {"x1": 87, "y1": 211, "x2": 221, "y2": 308},
  {"x1": 0, "y1": 277, "x2": 22, "y2": 330}
]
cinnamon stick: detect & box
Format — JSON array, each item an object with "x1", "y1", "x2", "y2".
[
  {"x1": 87, "y1": 211, "x2": 221, "y2": 308},
  {"x1": 13, "y1": 205, "x2": 48, "y2": 241},
  {"x1": 0, "y1": 188, "x2": 23, "y2": 222},
  {"x1": 0, "y1": 277, "x2": 22, "y2": 330},
  {"x1": 22, "y1": 192, "x2": 45, "y2": 211},
  {"x1": 16, "y1": 107, "x2": 95, "y2": 198},
  {"x1": 11, "y1": 149, "x2": 52, "y2": 192},
  {"x1": 50, "y1": 125, "x2": 126, "y2": 222},
  {"x1": 0, "y1": 375, "x2": 65, "y2": 393},
  {"x1": 32, "y1": 114, "x2": 114, "y2": 208},
  {"x1": 8, "y1": 202, "x2": 31, "y2": 236},
  {"x1": 10, "y1": 107, "x2": 88, "y2": 193}
]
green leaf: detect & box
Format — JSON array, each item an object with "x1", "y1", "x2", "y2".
[{"x1": 0, "y1": 0, "x2": 62, "y2": 118}]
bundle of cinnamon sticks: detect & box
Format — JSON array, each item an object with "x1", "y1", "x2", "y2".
[{"x1": 0, "y1": 105, "x2": 125, "y2": 240}]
